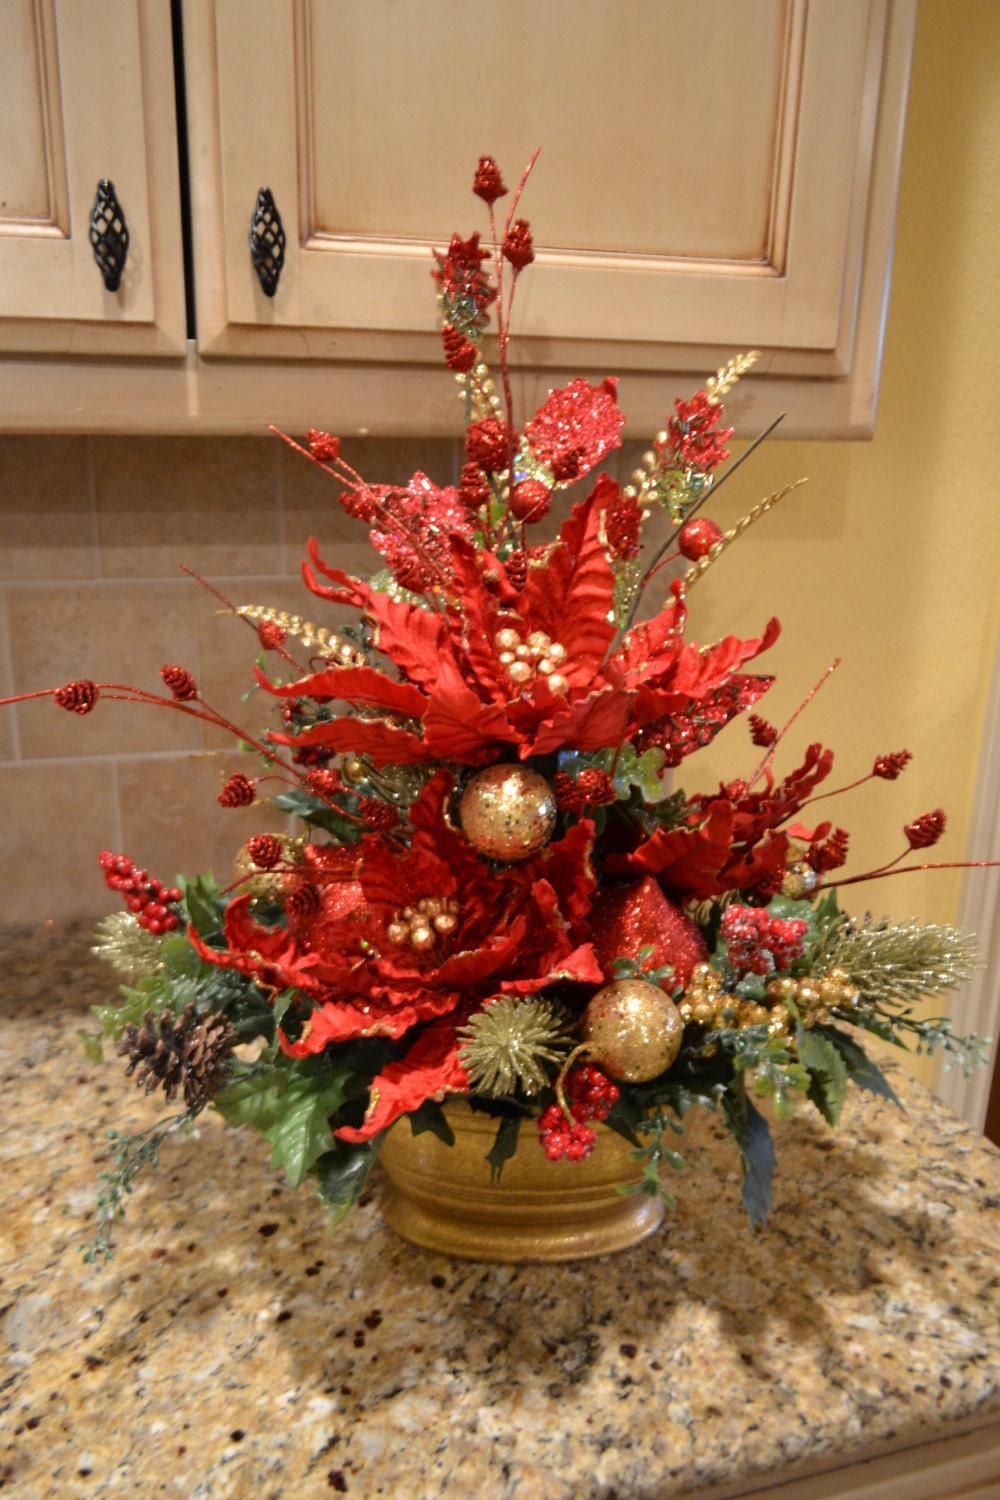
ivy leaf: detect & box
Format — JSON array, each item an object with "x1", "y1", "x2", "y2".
[
  {"x1": 312, "y1": 1136, "x2": 385, "y2": 1227},
  {"x1": 485, "y1": 1115, "x2": 521, "y2": 1182},
  {"x1": 796, "y1": 1026, "x2": 848, "y2": 1125},
  {"x1": 812, "y1": 1023, "x2": 903, "y2": 1111},
  {"x1": 721, "y1": 1078, "x2": 775, "y2": 1227}
]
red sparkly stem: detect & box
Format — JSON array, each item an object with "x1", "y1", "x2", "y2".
[
  {"x1": 180, "y1": 564, "x2": 309, "y2": 677},
  {"x1": 494, "y1": 149, "x2": 539, "y2": 448},
  {"x1": 747, "y1": 659, "x2": 841, "y2": 790},
  {"x1": 816, "y1": 858, "x2": 1000, "y2": 893}
]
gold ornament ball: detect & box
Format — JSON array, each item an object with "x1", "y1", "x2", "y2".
[
  {"x1": 232, "y1": 834, "x2": 303, "y2": 904},
  {"x1": 458, "y1": 764, "x2": 557, "y2": 863},
  {"x1": 581, "y1": 979, "x2": 684, "y2": 1083}
]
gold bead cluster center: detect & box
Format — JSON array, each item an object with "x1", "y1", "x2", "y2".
[
  {"x1": 387, "y1": 896, "x2": 460, "y2": 951},
  {"x1": 494, "y1": 626, "x2": 569, "y2": 695}
]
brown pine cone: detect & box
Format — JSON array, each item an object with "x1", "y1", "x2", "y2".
[{"x1": 117, "y1": 1003, "x2": 237, "y2": 1108}]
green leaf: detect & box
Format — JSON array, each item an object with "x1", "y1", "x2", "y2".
[
  {"x1": 796, "y1": 1026, "x2": 848, "y2": 1126},
  {"x1": 485, "y1": 1115, "x2": 521, "y2": 1182},
  {"x1": 812, "y1": 1023, "x2": 903, "y2": 1110},
  {"x1": 406, "y1": 1100, "x2": 456, "y2": 1147},
  {"x1": 271, "y1": 788, "x2": 366, "y2": 842},
  {"x1": 260, "y1": 1069, "x2": 355, "y2": 1188},
  {"x1": 179, "y1": 873, "x2": 227, "y2": 940},
  {"x1": 721, "y1": 1078, "x2": 775, "y2": 1227},
  {"x1": 312, "y1": 1136, "x2": 385, "y2": 1227},
  {"x1": 78, "y1": 1029, "x2": 104, "y2": 1063},
  {"x1": 214, "y1": 1057, "x2": 355, "y2": 1188}
]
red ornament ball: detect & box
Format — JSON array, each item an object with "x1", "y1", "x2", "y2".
[{"x1": 677, "y1": 516, "x2": 723, "y2": 561}]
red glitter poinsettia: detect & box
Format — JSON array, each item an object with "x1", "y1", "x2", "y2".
[
  {"x1": 264, "y1": 478, "x2": 778, "y2": 774},
  {"x1": 190, "y1": 773, "x2": 602, "y2": 1139}
]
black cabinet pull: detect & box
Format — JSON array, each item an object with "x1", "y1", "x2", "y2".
[
  {"x1": 249, "y1": 187, "x2": 286, "y2": 296},
  {"x1": 89, "y1": 179, "x2": 129, "y2": 292}
]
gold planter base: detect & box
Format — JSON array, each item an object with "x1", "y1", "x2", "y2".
[{"x1": 379, "y1": 1101, "x2": 664, "y2": 1262}]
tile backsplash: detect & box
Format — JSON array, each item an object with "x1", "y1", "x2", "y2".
[{"x1": 1, "y1": 432, "x2": 655, "y2": 924}]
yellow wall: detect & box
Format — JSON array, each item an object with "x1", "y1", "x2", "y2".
[{"x1": 683, "y1": 1, "x2": 1000, "y2": 1078}]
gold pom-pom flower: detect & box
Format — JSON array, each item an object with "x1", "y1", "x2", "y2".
[{"x1": 458, "y1": 995, "x2": 575, "y2": 1097}]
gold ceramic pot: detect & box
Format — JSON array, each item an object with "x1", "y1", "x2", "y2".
[{"x1": 379, "y1": 1100, "x2": 663, "y2": 1262}]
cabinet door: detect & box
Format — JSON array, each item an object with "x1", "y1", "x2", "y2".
[
  {"x1": 0, "y1": 0, "x2": 186, "y2": 355},
  {"x1": 185, "y1": 0, "x2": 916, "y2": 437}
]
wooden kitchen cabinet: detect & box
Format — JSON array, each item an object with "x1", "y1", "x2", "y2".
[
  {"x1": 0, "y1": 0, "x2": 918, "y2": 436},
  {"x1": 0, "y1": 0, "x2": 186, "y2": 356}
]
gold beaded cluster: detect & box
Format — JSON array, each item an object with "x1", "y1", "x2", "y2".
[
  {"x1": 678, "y1": 961, "x2": 861, "y2": 1041},
  {"x1": 493, "y1": 625, "x2": 569, "y2": 695},
  {"x1": 387, "y1": 895, "x2": 460, "y2": 951}
]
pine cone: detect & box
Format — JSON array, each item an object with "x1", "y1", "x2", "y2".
[{"x1": 117, "y1": 1003, "x2": 237, "y2": 1108}]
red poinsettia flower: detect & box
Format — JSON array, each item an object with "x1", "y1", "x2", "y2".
[
  {"x1": 190, "y1": 773, "x2": 602, "y2": 1140},
  {"x1": 607, "y1": 743, "x2": 835, "y2": 899},
  {"x1": 265, "y1": 477, "x2": 778, "y2": 774}
]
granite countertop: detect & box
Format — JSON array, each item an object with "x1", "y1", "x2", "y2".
[{"x1": 2, "y1": 923, "x2": 1000, "y2": 1500}]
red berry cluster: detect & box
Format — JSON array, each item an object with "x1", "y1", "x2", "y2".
[
  {"x1": 720, "y1": 904, "x2": 809, "y2": 976},
  {"x1": 99, "y1": 851, "x2": 182, "y2": 934},
  {"x1": 538, "y1": 1065, "x2": 621, "y2": 1162}
]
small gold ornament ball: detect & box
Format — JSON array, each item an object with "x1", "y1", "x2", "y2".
[
  {"x1": 581, "y1": 979, "x2": 684, "y2": 1082},
  {"x1": 233, "y1": 834, "x2": 303, "y2": 903},
  {"x1": 458, "y1": 764, "x2": 558, "y2": 863}
]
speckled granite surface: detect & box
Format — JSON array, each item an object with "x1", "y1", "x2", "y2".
[{"x1": 2, "y1": 923, "x2": 1000, "y2": 1500}]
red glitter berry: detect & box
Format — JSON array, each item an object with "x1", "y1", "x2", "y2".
[
  {"x1": 502, "y1": 219, "x2": 535, "y2": 271},
  {"x1": 54, "y1": 680, "x2": 98, "y2": 714},
  {"x1": 246, "y1": 834, "x2": 283, "y2": 870},
  {"x1": 441, "y1": 324, "x2": 478, "y2": 373},
  {"x1": 904, "y1": 809, "x2": 947, "y2": 851},
  {"x1": 678, "y1": 516, "x2": 724, "y2": 561},
  {"x1": 258, "y1": 620, "x2": 287, "y2": 651},
  {"x1": 472, "y1": 156, "x2": 508, "y2": 205},
  {"x1": 307, "y1": 429, "x2": 341, "y2": 463},
  {"x1": 748, "y1": 714, "x2": 778, "y2": 749},
  {"x1": 873, "y1": 750, "x2": 912, "y2": 780},
  {"x1": 218, "y1": 773, "x2": 256, "y2": 808},
  {"x1": 160, "y1": 665, "x2": 198, "y2": 701},
  {"x1": 466, "y1": 418, "x2": 514, "y2": 474},
  {"x1": 508, "y1": 479, "x2": 552, "y2": 523}
]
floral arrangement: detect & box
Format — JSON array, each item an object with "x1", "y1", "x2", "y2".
[{"x1": 6, "y1": 156, "x2": 989, "y2": 1260}]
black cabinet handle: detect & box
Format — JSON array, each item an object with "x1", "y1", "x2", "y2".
[
  {"x1": 89, "y1": 179, "x2": 129, "y2": 292},
  {"x1": 249, "y1": 187, "x2": 286, "y2": 296}
]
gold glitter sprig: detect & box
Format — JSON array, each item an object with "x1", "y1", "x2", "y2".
[
  {"x1": 682, "y1": 479, "x2": 807, "y2": 588},
  {"x1": 92, "y1": 912, "x2": 166, "y2": 980},
  {"x1": 235, "y1": 605, "x2": 361, "y2": 662},
  {"x1": 458, "y1": 995, "x2": 575, "y2": 1097},
  {"x1": 706, "y1": 350, "x2": 760, "y2": 403},
  {"x1": 816, "y1": 915, "x2": 981, "y2": 1010}
]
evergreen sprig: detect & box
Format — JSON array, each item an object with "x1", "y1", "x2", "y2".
[{"x1": 81, "y1": 1109, "x2": 197, "y2": 1264}]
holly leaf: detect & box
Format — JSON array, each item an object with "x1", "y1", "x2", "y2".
[
  {"x1": 721, "y1": 1078, "x2": 775, "y2": 1227},
  {"x1": 179, "y1": 873, "x2": 227, "y2": 941},
  {"x1": 312, "y1": 1136, "x2": 385, "y2": 1227},
  {"x1": 796, "y1": 1026, "x2": 848, "y2": 1125},
  {"x1": 260, "y1": 1067, "x2": 355, "y2": 1188},
  {"x1": 812, "y1": 1023, "x2": 903, "y2": 1111},
  {"x1": 271, "y1": 788, "x2": 366, "y2": 843},
  {"x1": 486, "y1": 1115, "x2": 521, "y2": 1182}
]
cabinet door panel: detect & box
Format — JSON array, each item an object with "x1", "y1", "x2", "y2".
[
  {"x1": 191, "y1": 0, "x2": 912, "y2": 420},
  {"x1": 0, "y1": 0, "x2": 185, "y2": 354}
]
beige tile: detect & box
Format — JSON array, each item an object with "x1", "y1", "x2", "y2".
[
  {"x1": 0, "y1": 760, "x2": 118, "y2": 922},
  {"x1": 116, "y1": 751, "x2": 292, "y2": 892},
  {"x1": 0, "y1": 436, "x2": 98, "y2": 581},
  {"x1": 8, "y1": 579, "x2": 205, "y2": 759},
  {"x1": 280, "y1": 436, "x2": 461, "y2": 575},
  {"x1": 0, "y1": 595, "x2": 16, "y2": 763},
  {"x1": 94, "y1": 437, "x2": 282, "y2": 579}
]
